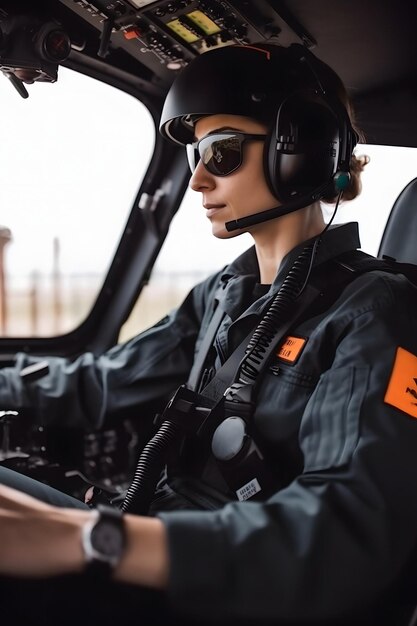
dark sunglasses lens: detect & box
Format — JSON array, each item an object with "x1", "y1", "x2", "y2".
[{"x1": 199, "y1": 134, "x2": 242, "y2": 176}]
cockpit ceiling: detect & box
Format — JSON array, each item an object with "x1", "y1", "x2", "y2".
[{"x1": 0, "y1": 0, "x2": 416, "y2": 146}]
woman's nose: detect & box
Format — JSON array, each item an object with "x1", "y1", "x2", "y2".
[{"x1": 189, "y1": 160, "x2": 215, "y2": 192}]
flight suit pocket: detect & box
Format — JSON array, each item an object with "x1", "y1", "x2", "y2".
[{"x1": 300, "y1": 366, "x2": 370, "y2": 472}]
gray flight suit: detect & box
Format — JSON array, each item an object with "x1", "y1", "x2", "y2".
[{"x1": 1, "y1": 222, "x2": 417, "y2": 624}]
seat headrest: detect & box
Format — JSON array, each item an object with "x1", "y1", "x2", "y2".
[{"x1": 378, "y1": 177, "x2": 417, "y2": 264}]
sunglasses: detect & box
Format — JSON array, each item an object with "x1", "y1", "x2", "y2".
[{"x1": 186, "y1": 132, "x2": 267, "y2": 177}]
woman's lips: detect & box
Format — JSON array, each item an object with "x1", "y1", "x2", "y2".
[{"x1": 204, "y1": 204, "x2": 226, "y2": 217}]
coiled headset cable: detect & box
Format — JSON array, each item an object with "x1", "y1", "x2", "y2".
[{"x1": 238, "y1": 191, "x2": 341, "y2": 385}]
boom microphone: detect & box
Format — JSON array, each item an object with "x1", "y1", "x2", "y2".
[
  {"x1": 224, "y1": 172, "x2": 351, "y2": 231},
  {"x1": 225, "y1": 189, "x2": 326, "y2": 232}
]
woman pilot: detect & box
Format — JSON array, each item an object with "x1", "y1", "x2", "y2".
[{"x1": 1, "y1": 42, "x2": 417, "y2": 626}]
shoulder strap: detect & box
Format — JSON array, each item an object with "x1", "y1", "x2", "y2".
[
  {"x1": 187, "y1": 298, "x2": 225, "y2": 391},
  {"x1": 335, "y1": 249, "x2": 417, "y2": 285},
  {"x1": 200, "y1": 283, "x2": 321, "y2": 403}
]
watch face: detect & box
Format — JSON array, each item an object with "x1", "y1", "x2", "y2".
[{"x1": 91, "y1": 520, "x2": 124, "y2": 559}]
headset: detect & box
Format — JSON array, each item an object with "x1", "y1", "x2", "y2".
[
  {"x1": 160, "y1": 42, "x2": 359, "y2": 230},
  {"x1": 264, "y1": 44, "x2": 357, "y2": 203}
]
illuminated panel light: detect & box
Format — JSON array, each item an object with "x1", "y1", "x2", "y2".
[
  {"x1": 127, "y1": 0, "x2": 159, "y2": 7},
  {"x1": 167, "y1": 19, "x2": 199, "y2": 43},
  {"x1": 186, "y1": 10, "x2": 220, "y2": 35}
]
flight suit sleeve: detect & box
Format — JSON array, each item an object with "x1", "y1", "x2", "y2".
[
  {"x1": 159, "y1": 273, "x2": 417, "y2": 623},
  {"x1": 0, "y1": 272, "x2": 222, "y2": 430}
]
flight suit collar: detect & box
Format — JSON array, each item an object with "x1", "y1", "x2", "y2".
[{"x1": 218, "y1": 222, "x2": 361, "y2": 321}]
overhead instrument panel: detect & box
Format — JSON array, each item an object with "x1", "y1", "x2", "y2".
[{"x1": 53, "y1": 0, "x2": 315, "y2": 86}]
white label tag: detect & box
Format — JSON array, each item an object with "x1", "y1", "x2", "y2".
[{"x1": 236, "y1": 478, "x2": 261, "y2": 501}]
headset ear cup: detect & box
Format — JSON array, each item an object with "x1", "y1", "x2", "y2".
[
  {"x1": 269, "y1": 93, "x2": 342, "y2": 202},
  {"x1": 269, "y1": 96, "x2": 303, "y2": 202},
  {"x1": 264, "y1": 123, "x2": 282, "y2": 200},
  {"x1": 265, "y1": 100, "x2": 306, "y2": 202}
]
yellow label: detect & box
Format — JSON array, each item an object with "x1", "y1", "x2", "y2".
[
  {"x1": 167, "y1": 19, "x2": 199, "y2": 43},
  {"x1": 187, "y1": 10, "x2": 221, "y2": 35},
  {"x1": 384, "y1": 347, "x2": 417, "y2": 418}
]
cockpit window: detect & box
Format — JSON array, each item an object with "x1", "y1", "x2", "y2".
[{"x1": 0, "y1": 66, "x2": 154, "y2": 337}]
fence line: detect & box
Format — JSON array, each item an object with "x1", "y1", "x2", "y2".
[{"x1": 1, "y1": 270, "x2": 211, "y2": 338}]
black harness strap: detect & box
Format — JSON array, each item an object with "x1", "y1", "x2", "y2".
[
  {"x1": 336, "y1": 249, "x2": 417, "y2": 285},
  {"x1": 201, "y1": 282, "x2": 321, "y2": 403},
  {"x1": 187, "y1": 298, "x2": 225, "y2": 392}
]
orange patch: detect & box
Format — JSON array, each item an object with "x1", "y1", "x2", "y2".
[
  {"x1": 277, "y1": 336, "x2": 307, "y2": 364},
  {"x1": 384, "y1": 347, "x2": 417, "y2": 418}
]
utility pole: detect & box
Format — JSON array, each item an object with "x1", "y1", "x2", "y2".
[
  {"x1": 52, "y1": 236, "x2": 62, "y2": 334},
  {"x1": 0, "y1": 227, "x2": 12, "y2": 334}
]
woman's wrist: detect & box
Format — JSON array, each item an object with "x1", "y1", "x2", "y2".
[
  {"x1": 113, "y1": 514, "x2": 169, "y2": 589},
  {"x1": 52, "y1": 508, "x2": 92, "y2": 575},
  {"x1": 36, "y1": 507, "x2": 169, "y2": 586},
  {"x1": 74, "y1": 507, "x2": 169, "y2": 588},
  {"x1": 0, "y1": 480, "x2": 169, "y2": 587}
]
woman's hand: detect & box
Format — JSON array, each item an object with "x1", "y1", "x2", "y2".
[
  {"x1": 0, "y1": 484, "x2": 90, "y2": 578},
  {"x1": 0, "y1": 483, "x2": 170, "y2": 588}
]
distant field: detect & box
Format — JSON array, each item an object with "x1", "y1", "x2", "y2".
[{"x1": 1, "y1": 271, "x2": 207, "y2": 342}]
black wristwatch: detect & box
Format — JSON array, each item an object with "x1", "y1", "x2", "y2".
[{"x1": 82, "y1": 504, "x2": 126, "y2": 577}]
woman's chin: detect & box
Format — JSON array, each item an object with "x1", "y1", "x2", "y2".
[{"x1": 211, "y1": 225, "x2": 241, "y2": 240}]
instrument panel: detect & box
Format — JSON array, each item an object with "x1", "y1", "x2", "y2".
[{"x1": 55, "y1": 0, "x2": 315, "y2": 86}]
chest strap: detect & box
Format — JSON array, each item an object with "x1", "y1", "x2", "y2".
[{"x1": 187, "y1": 294, "x2": 225, "y2": 392}]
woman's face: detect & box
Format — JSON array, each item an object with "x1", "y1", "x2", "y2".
[{"x1": 189, "y1": 114, "x2": 280, "y2": 238}]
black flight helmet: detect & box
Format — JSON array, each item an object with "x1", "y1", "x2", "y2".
[{"x1": 160, "y1": 43, "x2": 357, "y2": 207}]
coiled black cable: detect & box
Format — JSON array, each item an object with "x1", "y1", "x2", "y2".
[
  {"x1": 237, "y1": 190, "x2": 343, "y2": 385},
  {"x1": 121, "y1": 419, "x2": 182, "y2": 514},
  {"x1": 238, "y1": 240, "x2": 319, "y2": 384}
]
